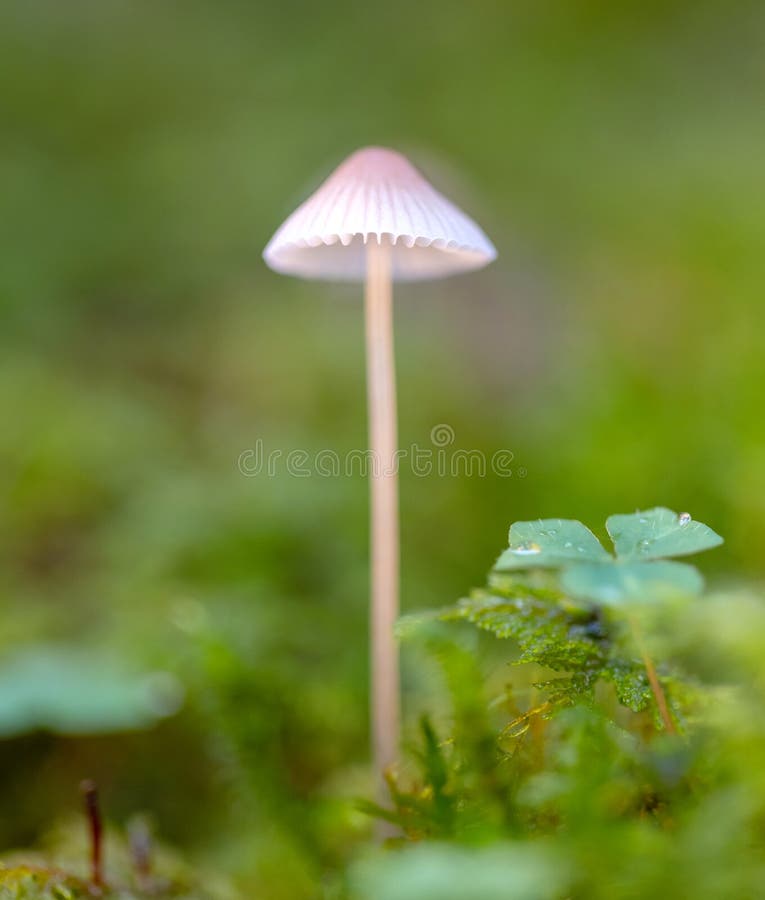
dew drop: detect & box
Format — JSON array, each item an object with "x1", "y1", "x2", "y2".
[
  {"x1": 638, "y1": 539, "x2": 651, "y2": 552},
  {"x1": 678, "y1": 512, "x2": 691, "y2": 526},
  {"x1": 564, "y1": 541, "x2": 573, "y2": 549},
  {"x1": 512, "y1": 541, "x2": 541, "y2": 556},
  {"x1": 639, "y1": 517, "x2": 649, "y2": 524}
]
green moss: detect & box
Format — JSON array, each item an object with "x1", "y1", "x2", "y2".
[{"x1": 0, "y1": 866, "x2": 88, "y2": 900}]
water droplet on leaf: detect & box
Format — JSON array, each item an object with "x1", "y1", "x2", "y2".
[
  {"x1": 678, "y1": 512, "x2": 691, "y2": 526},
  {"x1": 512, "y1": 541, "x2": 541, "y2": 556}
]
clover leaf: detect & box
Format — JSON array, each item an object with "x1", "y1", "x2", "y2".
[
  {"x1": 561, "y1": 560, "x2": 704, "y2": 604},
  {"x1": 0, "y1": 646, "x2": 184, "y2": 738},
  {"x1": 606, "y1": 508, "x2": 723, "y2": 561},
  {"x1": 493, "y1": 508, "x2": 722, "y2": 606},
  {"x1": 494, "y1": 519, "x2": 612, "y2": 570}
]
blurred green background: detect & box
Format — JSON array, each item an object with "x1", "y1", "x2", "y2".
[{"x1": 1, "y1": 0, "x2": 763, "y2": 894}]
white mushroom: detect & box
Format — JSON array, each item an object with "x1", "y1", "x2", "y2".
[
  {"x1": 264, "y1": 146, "x2": 495, "y2": 281},
  {"x1": 263, "y1": 146, "x2": 496, "y2": 792}
]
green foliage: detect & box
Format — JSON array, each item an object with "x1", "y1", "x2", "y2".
[
  {"x1": 441, "y1": 571, "x2": 658, "y2": 719},
  {"x1": 350, "y1": 842, "x2": 568, "y2": 900},
  {"x1": 0, "y1": 648, "x2": 181, "y2": 738},
  {"x1": 606, "y1": 509, "x2": 724, "y2": 560},
  {"x1": 0, "y1": 822, "x2": 237, "y2": 900},
  {"x1": 0, "y1": 866, "x2": 87, "y2": 900},
  {"x1": 562, "y1": 560, "x2": 704, "y2": 604},
  {"x1": 495, "y1": 519, "x2": 612, "y2": 569},
  {"x1": 367, "y1": 550, "x2": 765, "y2": 898},
  {"x1": 0, "y1": 863, "x2": 224, "y2": 900},
  {"x1": 360, "y1": 511, "x2": 765, "y2": 898},
  {"x1": 494, "y1": 508, "x2": 722, "y2": 605},
  {"x1": 440, "y1": 508, "x2": 721, "y2": 729}
]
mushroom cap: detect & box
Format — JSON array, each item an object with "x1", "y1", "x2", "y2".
[{"x1": 263, "y1": 147, "x2": 496, "y2": 282}]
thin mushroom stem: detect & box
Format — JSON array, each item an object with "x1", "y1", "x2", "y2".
[
  {"x1": 365, "y1": 236, "x2": 400, "y2": 803},
  {"x1": 629, "y1": 614, "x2": 677, "y2": 736}
]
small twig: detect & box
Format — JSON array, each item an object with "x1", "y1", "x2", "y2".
[
  {"x1": 629, "y1": 615, "x2": 677, "y2": 736},
  {"x1": 80, "y1": 779, "x2": 104, "y2": 892}
]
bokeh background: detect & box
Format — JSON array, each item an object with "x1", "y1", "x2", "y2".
[{"x1": 1, "y1": 0, "x2": 763, "y2": 895}]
